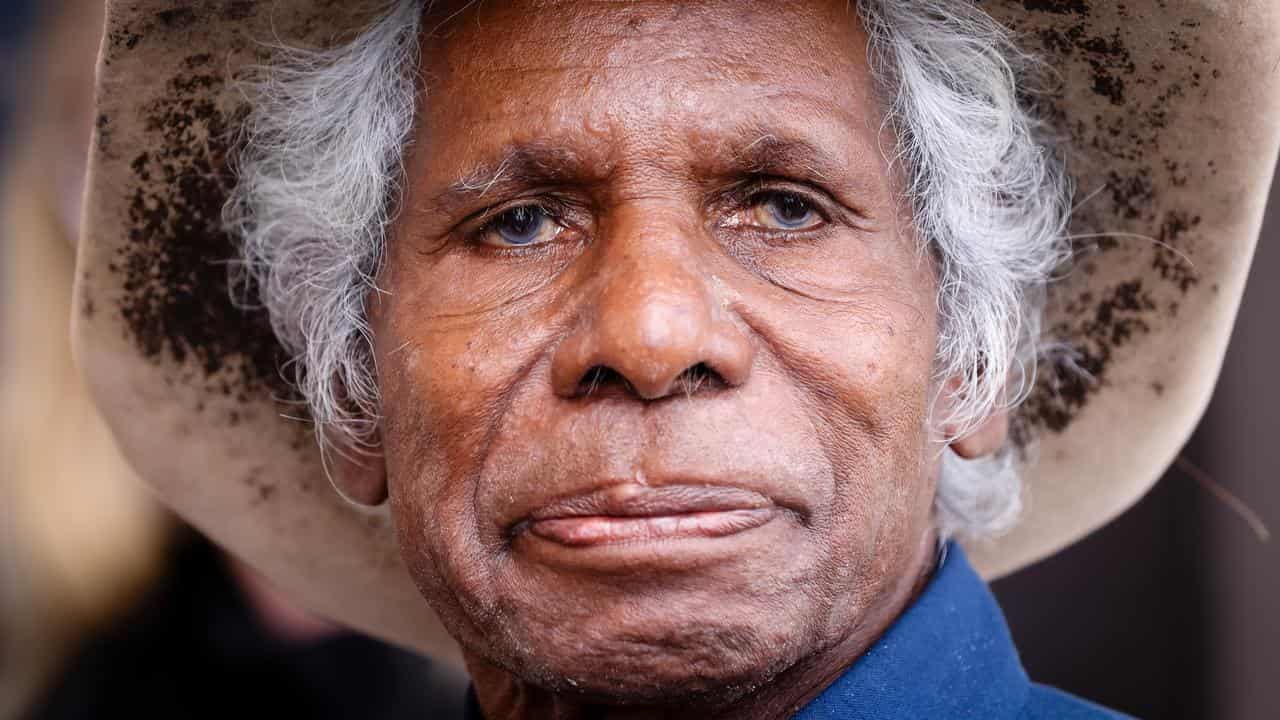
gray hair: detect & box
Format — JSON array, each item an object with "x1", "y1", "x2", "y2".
[
  {"x1": 226, "y1": 0, "x2": 1070, "y2": 538},
  {"x1": 857, "y1": 1, "x2": 1071, "y2": 537}
]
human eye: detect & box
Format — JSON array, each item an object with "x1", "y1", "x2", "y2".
[
  {"x1": 718, "y1": 184, "x2": 831, "y2": 236},
  {"x1": 747, "y1": 190, "x2": 824, "y2": 231},
  {"x1": 475, "y1": 204, "x2": 563, "y2": 248}
]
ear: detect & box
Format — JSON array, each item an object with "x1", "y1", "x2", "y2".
[
  {"x1": 948, "y1": 405, "x2": 1010, "y2": 460},
  {"x1": 934, "y1": 377, "x2": 1011, "y2": 460},
  {"x1": 322, "y1": 431, "x2": 389, "y2": 507}
]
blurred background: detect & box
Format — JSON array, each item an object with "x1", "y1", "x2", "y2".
[{"x1": 0, "y1": 2, "x2": 1275, "y2": 719}]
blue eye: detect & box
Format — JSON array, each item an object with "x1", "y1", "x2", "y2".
[
  {"x1": 484, "y1": 205, "x2": 557, "y2": 247},
  {"x1": 753, "y1": 192, "x2": 820, "y2": 230}
]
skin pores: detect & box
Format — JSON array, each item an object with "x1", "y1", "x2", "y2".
[{"x1": 365, "y1": 1, "x2": 960, "y2": 716}]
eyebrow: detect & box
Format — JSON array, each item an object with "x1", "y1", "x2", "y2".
[
  {"x1": 727, "y1": 132, "x2": 846, "y2": 186},
  {"x1": 424, "y1": 144, "x2": 591, "y2": 215},
  {"x1": 426, "y1": 130, "x2": 859, "y2": 215}
]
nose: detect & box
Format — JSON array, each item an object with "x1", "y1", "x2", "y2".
[{"x1": 550, "y1": 221, "x2": 754, "y2": 401}]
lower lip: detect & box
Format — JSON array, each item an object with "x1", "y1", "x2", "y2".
[{"x1": 527, "y1": 508, "x2": 778, "y2": 547}]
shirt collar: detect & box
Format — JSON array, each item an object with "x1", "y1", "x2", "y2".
[
  {"x1": 794, "y1": 542, "x2": 1029, "y2": 719},
  {"x1": 463, "y1": 543, "x2": 1030, "y2": 720}
]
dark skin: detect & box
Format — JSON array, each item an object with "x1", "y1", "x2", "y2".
[{"x1": 334, "y1": 1, "x2": 1007, "y2": 717}]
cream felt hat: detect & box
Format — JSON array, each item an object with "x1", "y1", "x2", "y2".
[{"x1": 73, "y1": 0, "x2": 1280, "y2": 658}]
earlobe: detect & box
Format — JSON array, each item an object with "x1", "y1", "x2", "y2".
[
  {"x1": 322, "y1": 432, "x2": 390, "y2": 507},
  {"x1": 948, "y1": 406, "x2": 1010, "y2": 460},
  {"x1": 934, "y1": 376, "x2": 1011, "y2": 460}
]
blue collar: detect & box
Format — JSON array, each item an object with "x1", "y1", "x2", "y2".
[
  {"x1": 464, "y1": 543, "x2": 1123, "y2": 719},
  {"x1": 794, "y1": 542, "x2": 1029, "y2": 719},
  {"x1": 794, "y1": 543, "x2": 1123, "y2": 719}
]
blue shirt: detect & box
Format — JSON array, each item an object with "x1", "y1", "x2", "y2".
[
  {"x1": 794, "y1": 544, "x2": 1126, "y2": 719},
  {"x1": 464, "y1": 544, "x2": 1128, "y2": 719}
]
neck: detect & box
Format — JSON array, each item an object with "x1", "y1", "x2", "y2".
[{"x1": 466, "y1": 535, "x2": 940, "y2": 720}]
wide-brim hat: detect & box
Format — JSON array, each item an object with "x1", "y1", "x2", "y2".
[{"x1": 74, "y1": 1, "x2": 1280, "y2": 658}]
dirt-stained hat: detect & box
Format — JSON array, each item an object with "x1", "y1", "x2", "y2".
[{"x1": 73, "y1": 1, "x2": 1280, "y2": 657}]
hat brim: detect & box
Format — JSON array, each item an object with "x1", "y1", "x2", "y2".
[{"x1": 74, "y1": 0, "x2": 1280, "y2": 655}]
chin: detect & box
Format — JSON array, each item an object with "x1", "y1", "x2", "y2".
[
  {"x1": 474, "y1": 518, "x2": 825, "y2": 696},
  {"x1": 491, "y1": 610, "x2": 809, "y2": 707}
]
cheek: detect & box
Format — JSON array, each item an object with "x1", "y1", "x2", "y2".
[
  {"x1": 749, "y1": 255, "x2": 938, "y2": 463},
  {"x1": 370, "y1": 260, "x2": 559, "y2": 604},
  {"x1": 743, "y1": 251, "x2": 940, "y2": 603},
  {"x1": 815, "y1": 277, "x2": 938, "y2": 502},
  {"x1": 373, "y1": 248, "x2": 558, "y2": 452}
]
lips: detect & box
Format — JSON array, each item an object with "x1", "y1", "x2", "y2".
[{"x1": 512, "y1": 483, "x2": 779, "y2": 548}]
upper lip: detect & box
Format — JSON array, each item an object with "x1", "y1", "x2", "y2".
[{"x1": 510, "y1": 481, "x2": 777, "y2": 536}]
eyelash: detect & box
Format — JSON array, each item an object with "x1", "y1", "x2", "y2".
[
  {"x1": 738, "y1": 185, "x2": 830, "y2": 221},
  {"x1": 463, "y1": 198, "x2": 575, "y2": 252},
  {"x1": 461, "y1": 180, "x2": 837, "y2": 251}
]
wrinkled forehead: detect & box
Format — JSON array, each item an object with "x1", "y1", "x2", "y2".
[
  {"x1": 416, "y1": 0, "x2": 887, "y2": 181},
  {"x1": 423, "y1": 0, "x2": 869, "y2": 77}
]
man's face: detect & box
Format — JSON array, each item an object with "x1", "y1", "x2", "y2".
[{"x1": 373, "y1": 0, "x2": 945, "y2": 702}]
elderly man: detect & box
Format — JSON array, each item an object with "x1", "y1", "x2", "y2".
[{"x1": 74, "y1": 1, "x2": 1279, "y2": 718}]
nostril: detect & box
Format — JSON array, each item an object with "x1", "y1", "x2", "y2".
[
  {"x1": 674, "y1": 362, "x2": 725, "y2": 397},
  {"x1": 576, "y1": 365, "x2": 633, "y2": 398},
  {"x1": 572, "y1": 363, "x2": 727, "y2": 400}
]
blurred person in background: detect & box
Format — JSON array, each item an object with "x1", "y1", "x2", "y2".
[
  {"x1": 0, "y1": 2, "x2": 465, "y2": 717},
  {"x1": 0, "y1": 1, "x2": 172, "y2": 712}
]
